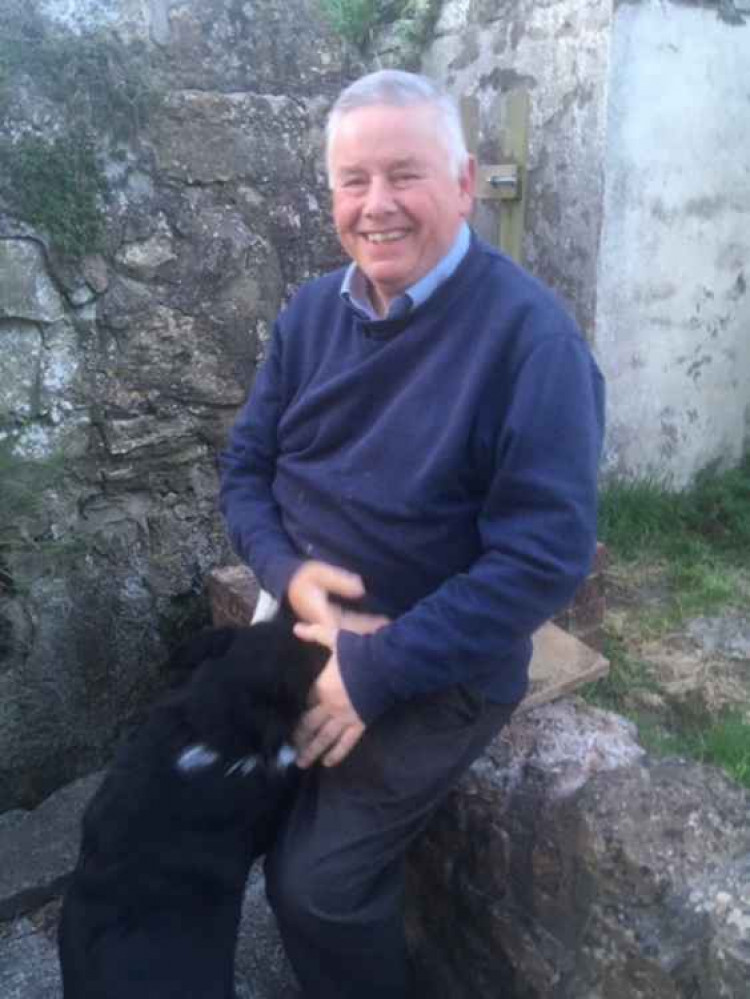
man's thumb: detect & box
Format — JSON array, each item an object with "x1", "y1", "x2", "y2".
[{"x1": 316, "y1": 565, "x2": 365, "y2": 600}]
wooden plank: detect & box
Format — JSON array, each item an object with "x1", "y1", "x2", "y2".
[{"x1": 499, "y1": 89, "x2": 530, "y2": 264}]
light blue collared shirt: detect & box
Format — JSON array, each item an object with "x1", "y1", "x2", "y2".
[{"x1": 340, "y1": 222, "x2": 471, "y2": 321}]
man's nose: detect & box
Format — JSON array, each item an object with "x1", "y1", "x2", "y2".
[{"x1": 363, "y1": 175, "x2": 396, "y2": 215}]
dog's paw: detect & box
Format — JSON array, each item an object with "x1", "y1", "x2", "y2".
[{"x1": 176, "y1": 743, "x2": 220, "y2": 773}]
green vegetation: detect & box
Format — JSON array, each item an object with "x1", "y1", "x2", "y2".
[
  {"x1": 599, "y1": 456, "x2": 750, "y2": 563},
  {"x1": 587, "y1": 458, "x2": 750, "y2": 790},
  {"x1": 598, "y1": 456, "x2": 750, "y2": 627},
  {"x1": 585, "y1": 637, "x2": 750, "y2": 791},
  {"x1": 315, "y1": 0, "x2": 437, "y2": 51},
  {"x1": 0, "y1": 133, "x2": 106, "y2": 258},
  {"x1": 0, "y1": 7, "x2": 159, "y2": 256},
  {"x1": 317, "y1": 0, "x2": 383, "y2": 47}
]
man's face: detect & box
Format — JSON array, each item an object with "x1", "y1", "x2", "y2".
[{"x1": 329, "y1": 103, "x2": 476, "y2": 316}]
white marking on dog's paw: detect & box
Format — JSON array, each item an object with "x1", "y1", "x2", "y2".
[
  {"x1": 176, "y1": 744, "x2": 220, "y2": 773},
  {"x1": 276, "y1": 744, "x2": 297, "y2": 768},
  {"x1": 226, "y1": 754, "x2": 258, "y2": 777}
]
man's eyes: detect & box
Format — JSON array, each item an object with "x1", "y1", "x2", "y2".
[
  {"x1": 338, "y1": 173, "x2": 422, "y2": 190},
  {"x1": 391, "y1": 173, "x2": 420, "y2": 186}
]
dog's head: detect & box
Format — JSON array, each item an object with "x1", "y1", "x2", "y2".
[{"x1": 172, "y1": 622, "x2": 327, "y2": 770}]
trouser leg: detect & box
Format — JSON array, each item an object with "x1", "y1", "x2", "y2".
[{"x1": 265, "y1": 686, "x2": 517, "y2": 999}]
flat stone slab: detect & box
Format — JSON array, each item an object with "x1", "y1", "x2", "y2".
[
  {"x1": 523, "y1": 621, "x2": 609, "y2": 711},
  {"x1": 0, "y1": 773, "x2": 102, "y2": 921}
]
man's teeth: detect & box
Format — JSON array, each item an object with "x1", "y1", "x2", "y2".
[{"x1": 366, "y1": 232, "x2": 405, "y2": 244}]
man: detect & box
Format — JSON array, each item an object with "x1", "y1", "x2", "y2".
[{"x1": 220, "y1": 70, "x2": 604, "y2": 997}]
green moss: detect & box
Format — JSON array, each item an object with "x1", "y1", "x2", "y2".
[
  {"x1": 0, "y1": 9, "x2": 162, "y2": 255},
  {"x1": 0, "y1": 133, "x2": 106, "y2": 258},
  {"x1": 315, "y1": 0, "x2": 428, "y2": 50}
]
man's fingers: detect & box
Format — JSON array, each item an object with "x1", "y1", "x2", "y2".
[
  {"x1": 312, "y1": 564, "x2": 365, "y2": 601},
  {"x1": 296, "y1": 718, "x2": 344, "y2": 769},
  {"x1": 322, "y1": 726, "x2": 363, "y2": 767},
  {"x1": 294, "y1": 621, "x2": 335, "y2": 649},
  {"x1": 292, "y1": 705, "x2": 329, "y2": 748}
]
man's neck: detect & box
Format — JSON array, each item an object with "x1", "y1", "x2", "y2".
[{"x1": 341, "y1": 223, "x2": 471, "y2": 322}]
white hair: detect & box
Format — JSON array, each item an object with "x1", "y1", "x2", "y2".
[{"x1": 325, "y1": 69, "x2": 469, "y2": 185}]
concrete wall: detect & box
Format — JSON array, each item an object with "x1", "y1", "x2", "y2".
[{"x1": 595, "y1": 0, "x2": 750, "y2": 486}]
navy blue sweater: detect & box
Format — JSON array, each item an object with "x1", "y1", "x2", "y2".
[{"x1": 220, "y1": 234, "x2": 605, "y2": 724}]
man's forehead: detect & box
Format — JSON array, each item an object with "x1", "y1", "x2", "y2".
[
  {"x1": 331, "y1": 110, "x2": 445, "y2": 169},
  {"x1": 336, "y1": 155, "x2": 425, "y2": 175}
]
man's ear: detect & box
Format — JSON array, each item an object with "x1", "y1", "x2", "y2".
[{"x1": 460, "y1": 155, "x2": 477, "y2": 219}]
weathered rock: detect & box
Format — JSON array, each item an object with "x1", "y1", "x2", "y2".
[
  {"x1": 405, "y1": 700, "x2": 750, "y2": 998},
  {"x1": 0, "y1": 912, "x2": 62, "y2": 999},
  {"x1": 687, "y1": 612, "x2": 750, "y2": 661},
  {"x1": 0, "y1": 321, "x2": 44, "y2": 422},
  {"x1": 0, "y1": 773, "x2": 102, "y2": 920},
  {"x1": 0, "y1": 0, "x2": 348, "y2": 808},
  {"x1": 3, "y1": 699, "x2": 748, "y2": 998},
  {"x1": 0, "y1": 240, "x2": 64, "y2": 324}
]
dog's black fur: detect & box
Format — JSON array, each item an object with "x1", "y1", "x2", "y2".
[{"x1": 58, "y1": 620, "x2": 326, "y2": 999}]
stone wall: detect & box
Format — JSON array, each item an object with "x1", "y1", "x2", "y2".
[{"x1": 0, "y1": 0, "x2": 362, "y2": 809}]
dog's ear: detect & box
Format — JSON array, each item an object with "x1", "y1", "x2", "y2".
[{"x1": 166, "y1": 627, "x2": 238, "y2": 683}]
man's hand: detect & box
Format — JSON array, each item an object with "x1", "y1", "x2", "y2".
[
  {"x1": 293, "y1": 610, "x2": 390, "y2": 768},
  {"x1": 287, "y1": 560, "x2": 365, "y2": 628},
  {"x1": 294, "y1": 653, "x2": 365, "y2": 768}
]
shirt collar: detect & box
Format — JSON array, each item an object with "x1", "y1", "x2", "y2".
[{"x1": 340, "y1": 222, "x2": 471, "y2": 321}]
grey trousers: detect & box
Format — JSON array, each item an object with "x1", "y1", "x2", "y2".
[{"x1": 265, "y1": 683, "x2": 517, "y2": 998}]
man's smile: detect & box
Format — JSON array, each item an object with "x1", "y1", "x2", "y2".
[{"x1": 361, "y1": 230, "x2": 409, "y2": 244}]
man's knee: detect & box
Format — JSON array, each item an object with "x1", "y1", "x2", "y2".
[{"x1": 266, "y1": 846, "x2": 387, "y2": 933}]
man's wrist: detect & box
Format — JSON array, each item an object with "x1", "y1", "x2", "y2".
[{"x1": 337, "y1": 630, "x2": 396, "y2": 725}]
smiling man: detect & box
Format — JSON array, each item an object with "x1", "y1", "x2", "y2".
[{"x1": 220, "y1": 70, "x2": 605, "y2": 998}]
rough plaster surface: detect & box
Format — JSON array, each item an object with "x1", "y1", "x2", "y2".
[
  {"x1": 421, "y1": 0, "x2": 613, "y2": 334},
  {"x1": 596, "y1": 1, "x2": 750, "y2": 485}
]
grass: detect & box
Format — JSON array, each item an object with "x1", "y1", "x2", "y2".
[
  {"x1": 586, "y1": 639, "x2": 750, "y2": 790},
  {"x1": 598, "y1": 456, "x2": 750, "y2": 629},
  {"x1": 588, "y1": 458, "x2": 750, "y2": 789},
  {"x1": 599, "y1": 455, "x2": 750, "y2": 564}
]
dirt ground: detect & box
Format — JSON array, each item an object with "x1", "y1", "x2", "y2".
[{"x1": 603, "y1": 560, "x2": 750, "y2": 725}]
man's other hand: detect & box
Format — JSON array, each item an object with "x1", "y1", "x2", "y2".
[
  {"x1": 293, "y1": 611, "x2": 389, "y2": 768},
  {"x1": 293, "y1": 654, "x2": 365, "y2": 768}
]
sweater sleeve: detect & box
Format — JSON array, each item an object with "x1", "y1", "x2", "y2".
[
  {"x1": 219, "y1": 323, "x2": 304, "y2": 599},
  {"x1": 337, "y1": 333, "x2": 605, "y2": 724}
]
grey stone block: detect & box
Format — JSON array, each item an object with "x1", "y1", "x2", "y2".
[
  {"x1": 0, "y1": 916, "x2": 62, "y2": 999},
  {"x1": 0, "y1": 773, "x2": 102, "y2": 920}
]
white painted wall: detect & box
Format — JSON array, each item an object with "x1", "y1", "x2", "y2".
[{"x1": 595, "y1": 1, "x2": 750, "y2": 486}]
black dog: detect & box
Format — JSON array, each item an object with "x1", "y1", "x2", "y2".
[{"x1": 58, "y1": 620, "x2": 326, "y2": 999}]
